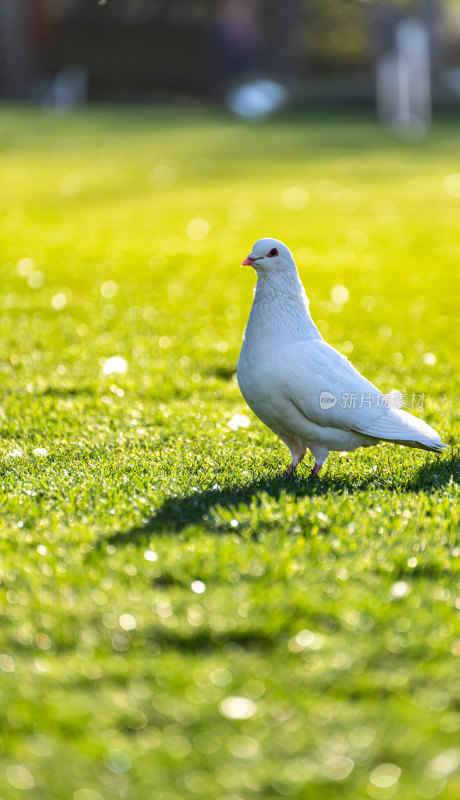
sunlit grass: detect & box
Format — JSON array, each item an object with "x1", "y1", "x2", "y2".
[{"x1": 0, "y1": 106, "x2": 458, "y2": 800}]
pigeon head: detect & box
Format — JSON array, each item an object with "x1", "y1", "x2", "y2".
[{"x1": 241, "y1": 238, "x2": 296, "y2": 276}]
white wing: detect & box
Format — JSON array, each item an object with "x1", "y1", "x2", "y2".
[{"x1": 277, "y1": 339, "x2": 446, "y2": 452}]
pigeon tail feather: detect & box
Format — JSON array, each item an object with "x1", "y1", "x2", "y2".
[{"x1": 352, "y1": 407, "x2": 447, "y2": 452}]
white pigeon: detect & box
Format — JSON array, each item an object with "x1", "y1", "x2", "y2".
[{"x1": 237, "y1": 237, "x2": 446, "y2": 476}]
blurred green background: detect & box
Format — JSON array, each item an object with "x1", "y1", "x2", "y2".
[
  {"x1": 0, "y1": 105, "x2": 458, "y2": 800},
  {"x1": 0, "y1": 1, "x2": 459, "y2": 799}
]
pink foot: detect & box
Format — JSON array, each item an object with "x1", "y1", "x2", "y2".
[
  {"x1": 285, "y1": 453, "x2": 305, "y2": 478},
  {"x1": 311, "y1": 462, "x2": 322, "y2": 476}
]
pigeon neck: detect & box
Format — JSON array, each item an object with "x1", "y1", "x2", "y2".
[{"x1": 248, "y1": 270, "x2": 322, "y2": 344}]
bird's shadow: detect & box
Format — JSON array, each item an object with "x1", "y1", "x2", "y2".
[{"x1": 107, "y1": 452, "x2": 459, "y2": 546}]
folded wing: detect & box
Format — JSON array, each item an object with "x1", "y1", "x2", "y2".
[{"x1": 278, "y1": 339, "x2": 446, "y2": 452}]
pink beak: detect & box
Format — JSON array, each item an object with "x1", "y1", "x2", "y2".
[{"x1": 241, "y1": 254, "x2": 260, "y2": 266}]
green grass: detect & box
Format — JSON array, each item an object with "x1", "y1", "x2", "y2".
[{"x1": 0, "y1": 106, "x2": 459, "y2": 800}]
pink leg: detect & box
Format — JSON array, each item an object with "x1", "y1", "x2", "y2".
[
  {"x1": 311, "y1": 462, "x2": 322, "y2": 476},
  {"x1": 285, "y1": 453, "x2": 305, "y2": 477}
]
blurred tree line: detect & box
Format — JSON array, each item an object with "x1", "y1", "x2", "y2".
[{"x1": 0, "y1": 0, "x2": 449, "y2": 99}]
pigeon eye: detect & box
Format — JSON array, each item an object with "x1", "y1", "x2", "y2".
[{"x1": 268, "y1": 248, "x2": 278, "y2": 257}]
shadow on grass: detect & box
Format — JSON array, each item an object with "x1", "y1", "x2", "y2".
[{"x1": 108, "y1": 451, "x2": 459, "y2": 545}]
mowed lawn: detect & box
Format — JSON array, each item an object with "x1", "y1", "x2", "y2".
[{"x1": 0, "y1": 106, "x2": 459, "y2": 800}]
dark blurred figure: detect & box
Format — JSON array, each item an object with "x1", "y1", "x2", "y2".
[
  {"x1": 210, "y1": 0, "x2": 264, "y2": 91},
  {"x1": 0, "y1": 0, "x2": 33, "y2": 97}
]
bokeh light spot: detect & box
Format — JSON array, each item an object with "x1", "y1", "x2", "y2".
[{"x1": 219, "y1": 696, "x2": 257, "y2": 719}]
